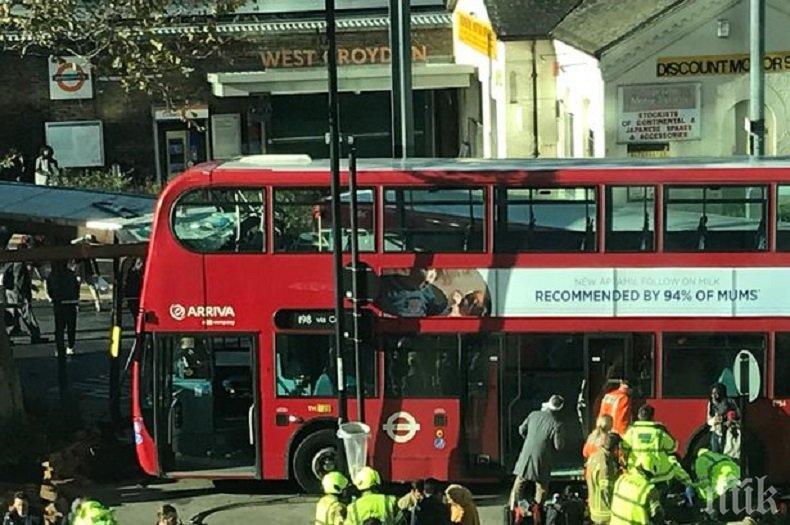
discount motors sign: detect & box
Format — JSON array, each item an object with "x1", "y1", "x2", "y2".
[
  {"x1": 48, "y1": 56, "x2": 93, "y2": 100},
  {"x1": 617, "y1": 83, "x2": 700, "y2": 144}
]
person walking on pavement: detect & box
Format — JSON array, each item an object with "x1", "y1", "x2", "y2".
[
  {"x1": 316, "y1": 471, "x2": 351, "y2": 525},
  {"x1": 586, "y1": 433, "x2": 622, "y2": 525},
  {"x1": 345, "y1": 467, "x2": 403, "y2": 525},
  {"x1": 598, "y1": 378, "x2": 632, "y2": 436},
  {"x1": 706, "y1": 383, "x2": 740, "y2": 454},
  {"x1": 46, "y1": 260, "x2": 79, "y2": 356},
  {"x1": 79, "y1": 259, "x2": 105, "y2": 313},
  {"x1": 5, "y1": 245, "x2": 46, "y2": 344},
  {"x1": 510, "y1": 394, "x2": 566, "y2": 509},
  {"x1": 34, "y1": 145, "x2": 58, "y2": 186},
  {"x1": 609, "y1": 456, "x2": 663, "y2": 525},
  {"x1": 445, "y1": 485, "x2": 479, "y2": 525},
  {"x1": 410, "y1": 478, "x2": 449, "y2": 525}
]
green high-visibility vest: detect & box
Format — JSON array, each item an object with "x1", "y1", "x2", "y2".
[
  {"x1": 694, "y1": 450, "x2": 741, "y2": 501},
  {"x1": 610, "y1": 471, "x2": 661, "y2": 525}
]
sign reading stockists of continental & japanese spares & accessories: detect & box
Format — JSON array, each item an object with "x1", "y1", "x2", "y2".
[{"x1": 617, "y1": 83, "x2": 700, "y2": 144}]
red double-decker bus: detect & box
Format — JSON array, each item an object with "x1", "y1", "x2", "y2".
[{"x1": 133, "y1": 156, "x2": 790, "y2": 492}]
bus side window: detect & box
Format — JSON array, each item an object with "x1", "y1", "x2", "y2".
[
  {"x1": 662, "y1": 333, "x2": 766, "y2": 398},
  {"x1": 606, "y1": 186, "x2": 655, "y2": 252},
  {"x1": 172, "y1": 188, "x2": 265, "y2": 253},
  {"x1": 495, "y1": 187, "x2": 597, "y2": 253},
  {"x1": 664, "y1": 185, "x2": 767, "y2": 252},
  {"x1": 774, "y1": 334, "x2": 790, "y2": 398},
  {"x1": 777, "y1": 186, "x2": 790, "y2": 251},
  {"x1": 273, "y1": 188, "x2": 375, "y2": 253},
  {"x1": 385, "y1": 335, "x2": 460, "y2": 397}
]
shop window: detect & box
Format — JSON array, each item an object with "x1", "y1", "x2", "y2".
[
  {"x1": 275, "y1": 334, "x2": 374, "y2": 397},
  {"x1": 172, "y1": 188, "x2": 264, "y2": 253},
  {"x1": 495, "y1": 187, "x2": 597, "y2": 252},
  {"x1": 662, "y1": 333, "x2": 765, "y2": 398},
  {"x1": 383, "y1": 188, "x2": 485, "y2": 253},
  {"x1": 273, "y1": 188, "x2": 375, "y2": 252},
  {"x1": 385, "y1": 335, "x2": 459, "y2": 397},
  {"x1": 774, "y1": 334, "x2": 790, "y2": 398},
  {"x1": 664, "y1": 185, "x2": 767, "y2": 252},
  {"x1": 776, "y1": 186, "x2": 790, "y2": 251},
  {"x1": 606, "y1": 186, "x2": 655, "y2": 252}
]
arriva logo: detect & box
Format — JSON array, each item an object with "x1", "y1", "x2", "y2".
[{"x1": 169, "y1": 303, "x2": 236, "y2": 321}]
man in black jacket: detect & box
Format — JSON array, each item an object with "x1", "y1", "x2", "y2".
[
  {"x1": 410, "y1": 478, "x2": 450, "y2": 525},
  {"x1": 3, "y1": 492, "x2": 41, "y2": 525},
  {"x1": 46, "y1": 261, "x2": 80, "y2": 356}
]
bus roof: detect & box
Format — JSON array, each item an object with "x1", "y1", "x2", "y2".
[{"x1": 214, "y1": 155, "x2": 790, "y2": 172}]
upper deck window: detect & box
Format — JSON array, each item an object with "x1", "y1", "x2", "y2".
[
  {"x1": 664, "y1": 185, "x2": 767, "y2": 252},
  {"x1": 495, "y1": 187, "x2": 597, "y2": 252},
  {"x1": 776, "y1": 186, "x2": 790, "y2": 251},
  {"x1": 172, "y1": 188, "x2": 264, "y2": 253},
  {"x1": 383, "y1": 188, "x2": 485, "y2": 253},
  {"x1": 273, "y1": 188, "x2": 375, "y2": 253},
  {"x1": 606, "y1": 186, "x2": 655, "y2": 252}
]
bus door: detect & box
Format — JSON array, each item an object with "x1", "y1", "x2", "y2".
[
  {"x1": 461, "y1": 334, "x2": 501, "y2": 471},
  {"x1": 499, "y1": 334, "x2": 586, "y2": 476},
  {"x1": 155, "y1": 334, "x2": 259, "y2": 477},
  {"x1": 583, "y1": 334, "x2": 630, "y2": 433}
]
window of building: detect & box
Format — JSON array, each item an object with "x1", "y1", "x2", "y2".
[
  {"x1": 275, "y1": 334, "x2": 375, "y2": 397},
  {"x1": 172, "y1": 188, "x2": 265, "y2": 252},
  {"x1": 273, "y1": 188, "x2": 375, "y2": 252},
  {"x1": 662, "y1": 333, "x2": 765, "y2": 398},
  {"x1": 606, "y1": 186, "x2": 655, "y2": 252},
  {"x1": 495, "y1": 187, "x2": 597, "y2": 252},
  {"x1": 664, "y1": 185, "x2": 767, "y2": 252},
  {"x1": 774, "y1": 333, "x2": 790, "y2": 398},
  {"x1": 385, "y1": 335, "x2": 459, "y2": 397},
  {"x1": 383, "y1": 188, "x2": 485, "y2": 252},
  {"x1": 776, "y1": 186, "x2": 790, "y2": 251}
]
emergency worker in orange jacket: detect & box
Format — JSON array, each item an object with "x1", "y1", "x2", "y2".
[{"x1": 598, "y1": 379, "x2": 632, "y2": 436}]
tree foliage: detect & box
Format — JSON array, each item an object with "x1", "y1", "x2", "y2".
[{"x1": 0, "y1": 0, "x2": 243, "y2": 109}]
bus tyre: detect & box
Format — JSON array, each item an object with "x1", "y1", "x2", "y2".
[{"x1": 293, "y1": 429, "x2": 344, "y2": 494}]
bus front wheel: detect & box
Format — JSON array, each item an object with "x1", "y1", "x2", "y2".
[{"x1": 293, "y1": 428, "x2": 344, "y2": 494}]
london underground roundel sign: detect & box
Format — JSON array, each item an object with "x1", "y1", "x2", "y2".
[{"x1": 382, "y1": 411, "x2": 421, "y2": 443}]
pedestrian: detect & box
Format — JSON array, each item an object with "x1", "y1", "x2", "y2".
[
  {"x1": 2, "y1": 149, "x2": 26, "y2": 182},
  {"x1": 706, "y1": 383, "x2": 740, "y2": 453},
  {"x1": 410, "y1": 478, "x2": 449, "y2": 525},
  {"x1": 586, "y1": 432, "x2": 622, "y2": 525},
  {"x1": 5, "y1": 245, "x2": 47, "y2": 344},
  {"x1": 34, "y1": 146, "x2": 58, "y2": 186},
  {"x1": 583, "y1": 414, "x2": 614, "y2": 462},
  {"x1": 609, "y1": 456, "x2": 663, "y2": 525},
  {"x1": 78, "y1": 259, "x2": 105, "y2": 313},
  {"x1": 445, "y1": 485, "x2": 479, "y2": 525},
  {"x1": 598, "y1": 378, "x2": 632, "y2": 436},
  {"x1": 121, "y1": 257, "x2": 143, "y2": 320},
  {"x1": 396, "y1": 480, "x2": 423, "y2": 514},
  {"x1": 46, "y1": 261, "x2": 79, "y2": 357},
  {"x1": 723, "y1": 410, "x2": 742, "y2": 460},
  {"x1": 155, "y1": 504, "x2": 183, "y2": 525},
  {"x1": 509, "y1": 394, "x2": 566, "y2": 510},
  {"x1": 3, "y1": 492, "x2": 41, "y2": 525},
  {"x1": 344, "y1": 467, "x2": 403, "y2": 525},
  {"x1": 316, "y1": 471, "x2": 350, "y2": 525}
]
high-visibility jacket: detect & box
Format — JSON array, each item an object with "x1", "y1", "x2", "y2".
[
  {"x1": 316, "y1": 494, "x2": 346, "y2": 525},
  {"x1": 586, "y1": 449, "x2": 621, "y2": 523},
  {"x1": 598, "y1": 385, "x2": 632, "y2": 435},
  {"x1": 345, "y1": 491, "x2": 404, "y2": 525},
  {"x1": 694, "y1": 450, "x2": 741, "y2": 501},
  {"x1": 621, "y1": 421, "x2": 677, "y2": 472},
  {"x1": 652, "y1": 454, "x2": 693, "y2": 486},
  {"x1": 609, "y1": 471, "x2": 662, "y2": 525}
]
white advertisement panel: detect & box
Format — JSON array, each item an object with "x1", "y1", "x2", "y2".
[
  {"x1": 44, "y1": 120, "x2": 104, "y2": 168},
  {"x1": 617, "y1": 83, "x2": 700, "y2": 144}
]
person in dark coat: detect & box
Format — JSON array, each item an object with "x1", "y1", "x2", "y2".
[
  {"x1": 46, "y1": 260, "x2": 80, "y2": 356},
  {"x1": 510, "y1": 394, "x2": 566, "y2": 508},
  {"x1": 3, "y1": 492, "x2": 42, "y2": 525},
  {"x1": 410, "y1": 478, "x2": 450, "y2": 525},
  {"x1": 6, "y1": 243, "x2": 45, "y2": 343}
]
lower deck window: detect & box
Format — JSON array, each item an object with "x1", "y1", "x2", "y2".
[
  {"x1": 385, "y1": 335, "x2": 460, "y2": 397},
  {"x1": 662, "y1": 333, "x2": 765, "y2": 398},
  {"x1": 774, "y1": 334, "x2": 790, "y2": 398},
  {"x1": 275, "y1": 334, "x2": 375, "y2": 397}
]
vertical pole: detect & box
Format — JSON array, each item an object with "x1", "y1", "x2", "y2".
[
  {"x1": 109, "y1": 241, "x2": 121, "y2": 429},
  {"x1": 325, "y1": 0, "x2": 347, "y2": 424},
  {"x1": 531, "y1": 40, "x2": 540, "y2": 158},
  {"x1": 749, "y1": 0, "x2": 765, "y2": 157},
  {"x1": 347, "y1": 138, "x2": 365, "y2": 424},
  {"x1": 739, "y1": 353, "x2": 750, "y2": 476},
  {"x1": 389, "y1": 0, "x2": 414, "y2": 158}
]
